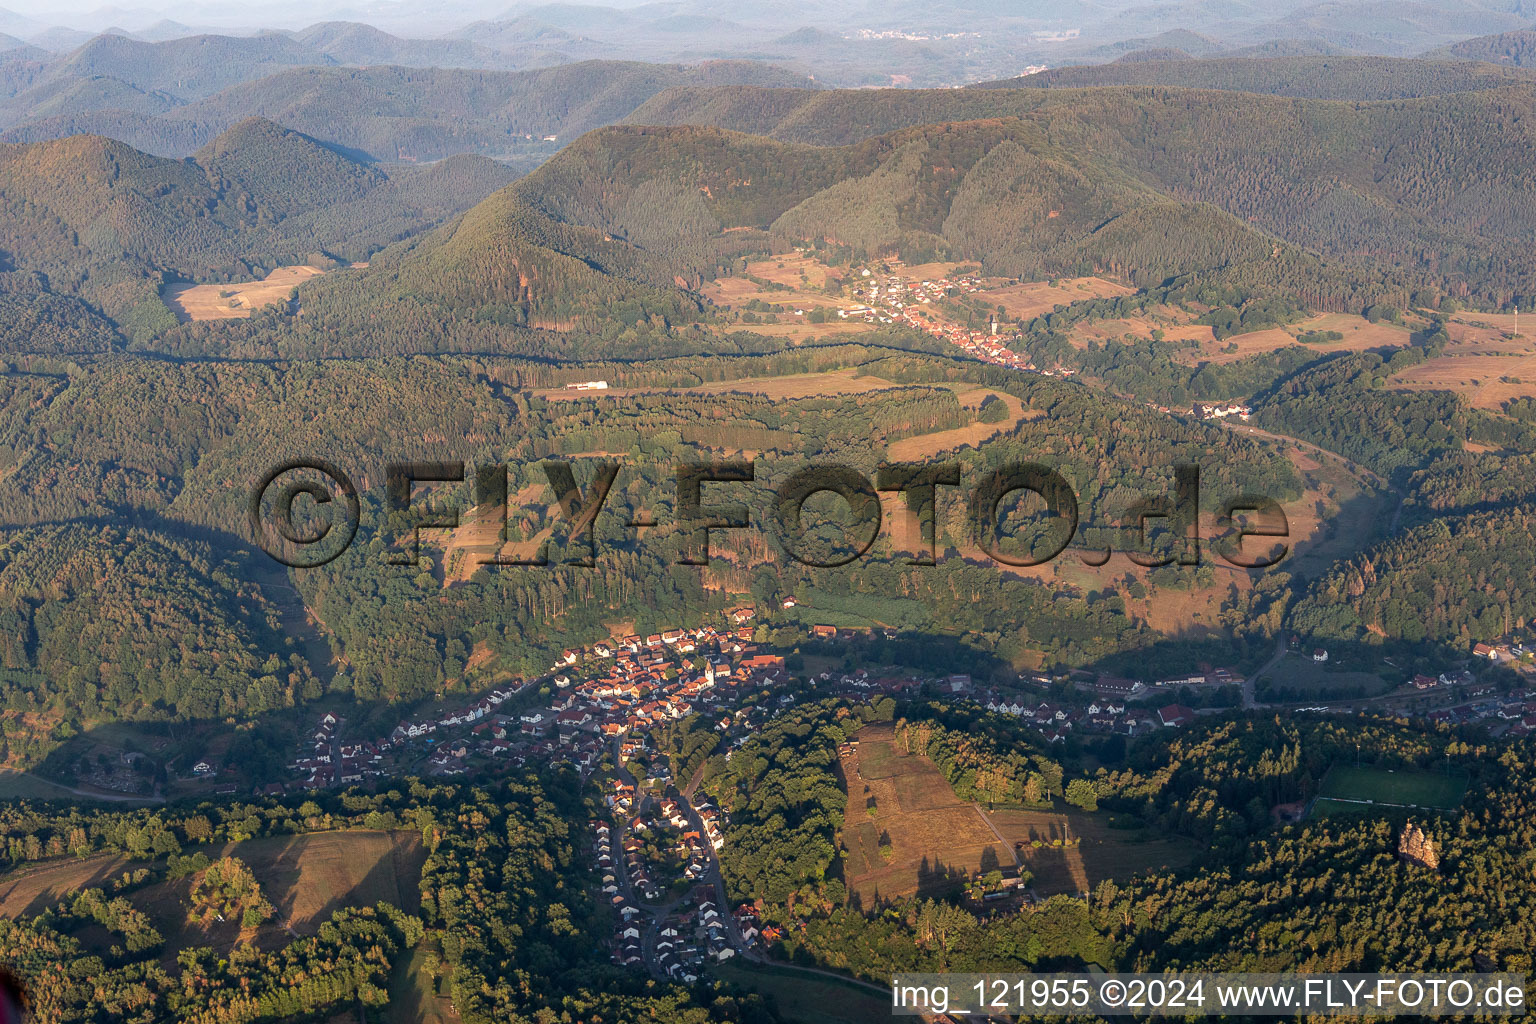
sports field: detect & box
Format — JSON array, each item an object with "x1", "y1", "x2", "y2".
[
  {"x1": 1314, "y1": 764, "x2": 1469, "y2": 814},
  {"x1": 712, "y1": 962, "x2": 889, "y2": 1024}
]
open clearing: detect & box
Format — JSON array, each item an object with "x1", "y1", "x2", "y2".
[
  {"x1": 885, "y1": 388, "x2": 1037, "y2": 460},
  {"x1": 164, "y1": 265, "x2": 326, "y2": 321},
  {"x1": 0, "y1": 829, "x2": 424, "y2": 956},
  {"x1": 985, "y1": 276, "x2": 1134, "y2": 320},
  {"x1": 1275, "y1": 443, "x2": 1392, "y2": 580},
  {"x1": 388, "y1": 942, "x2": 460, "y2": 1024},
  {"x1": 1259, "y1": 654, "x2": 1392, "y2": 700},
  {"x1": 1315, "y1": 764, "x2": 1469, "y2": 812},
  {"x1": 839, "y1": 724, "x2": 1012, "y2": 903},
  {"x1": 838, "y1": 725, "x2": 1197, "y2": 904},
  {"x1": 985, "y1": 807, "x2": 1200, "y2": 898}
]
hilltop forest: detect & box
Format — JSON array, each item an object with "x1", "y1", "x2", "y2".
[{"x1": 0, "y1": 45, "x2": 1534, "y2": 1023}]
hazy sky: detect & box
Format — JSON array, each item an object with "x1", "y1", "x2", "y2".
[{"x1": 0, "y1": 0, "x2": 528, "y2": 34}]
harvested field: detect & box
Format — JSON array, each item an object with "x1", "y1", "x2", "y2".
[
  {"x1": 688, "y1": 369, "x2": 897, "y2": 398},
  {"x1": 839, "y1": 725, "x2": 1012, "y2": 903},
  {"x1": 747, "y1": 254, "x2": 845, "y2": 290},
  {"x1": 838, "y1": 726, "x2": 1198, "y2": 904},
  {"x1": 536, "y1": 368, "x2": 898, "y2": 402},
  {"x1": 0, "y1": 829, "x2": 424, "y2": 960},
  {"x1": 885, "y1": 388, "x2": 1036, "y2": 460},
  {"x1": 164, "y1": 265, "x2": 325, "y2": 321},
  {"x1": 1388, "y1": 352, "x2": 1536, "y2": 410},
  {"x1": 984, "y1": 276, "x2": 1134, "y2": 320},
  {"x1": 985, "y1": 808, "x2": 1200, "y2": 897}
]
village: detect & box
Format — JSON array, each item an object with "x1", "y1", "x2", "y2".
[
  {"x1": 275, "y1": 614, "x2": 1534, "y2": 799},
  {"x1": 260, "y1": 611, "x2": 1536, "y2": 984},
  {"x1": 835, "y1": 265, "x2": 1059, "y2": 376}
]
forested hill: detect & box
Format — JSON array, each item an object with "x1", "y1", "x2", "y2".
[
  {"x1": 35, "y1": 81, "x2": 1536, "y2": 354},
  {"x1": 613, "y1": 85, "x2": 1536, "y2": 304},
  {"x1": 1426, "y1": 29, "x2": 1536, "y2": 67},
  {"x1": 0, "y1": 59, "x2": 815, "y2": 160},
  {"x1": 966, "y1": 55, "x2": 1536, "y2": 99},
  {"x1": 0, "y1": 119, "x2": 515, "y2": 319}
]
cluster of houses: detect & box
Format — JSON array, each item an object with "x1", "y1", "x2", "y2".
[
  {"x1": 1425, "y1": 689, "x2": 1536, "y2": 736},
  {"x1": 289, "y1": 711, "x2": 390, "y2": 788},
  {"x1": 594, "y1": 820, "x2": 647, "y2": 968},
  {"x1": 835, "y1": 268, "x2": 1067, "y2": 376},
  {"x1": 286, "y1": 616, "x2": 801, "y2": 787},
  {"x1": 655, "y1": 887, "x2": 737, "y2": 980},
  {"x1": 1412, "y1": 670, "x2": 1475, "y2": 690},
  {"x1": 1473, "y1": 640, "x2": 1530, "y2": 666},
  {"x1": 975, "y1": 691, "x2": 1202, "y2": 738},
  {"x1": 522, "y1": 625, "x2": 786, "y2": 750},
  {"x1": 962, "y1": 667, "x2": 1244, "y2": 739},
  {"x1": 1192, "y1": 401, "x2": 1254, "y2": 421}
]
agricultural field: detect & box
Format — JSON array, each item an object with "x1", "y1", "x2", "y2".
[
  {"x1": 885, "y1": 388, "x2": 1036, "y2": 460},
  {"x1": 838, "y1": 725, "x2": 1014, "y2": 903},
  {"x1": 1314, "y1": 764, "x2": 1470, "y2": 814},
  {"x1": 1066, "y1": 308, "x2": 1414, "y2": 366},
  {"x1": 0, "y1": 829, "x2": 424, "y2": 959},
  {"x1": 837, "y1": 726, "x2": 1198, "y2": 903},
  {"x1": 1191, "y1": 312, "x2": 1413, "y2": 365},
  {"x1": 985, "y1": 807, "x2": 1201, "y2": 898},
  {"x1": 534, "y1": 368, "x2": 897, "y2": 403},
  {"x1": 984, "y1": 276, "x2": 1134, "y2": 320},
  {"x1": 164, "y1": 265, "x2": 327, "y2": 321},
  {"x1": 1386, "y1": 313, "x2": 1536, "y2": 411}
]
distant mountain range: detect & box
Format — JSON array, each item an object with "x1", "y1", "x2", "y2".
[
  {"x1": 968, "y1": 54, "x2": 1536, "y2": 99},
  {"x1": 2, "y1": 1, "x2": 1534, "y2": 97},
  {"x1": 0, "y1": 58, "x2": 813, "y2": 159}
]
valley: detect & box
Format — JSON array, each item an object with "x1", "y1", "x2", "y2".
[{"x1": 1, "y1": 24, "x2": 1536, "y2": 1024}]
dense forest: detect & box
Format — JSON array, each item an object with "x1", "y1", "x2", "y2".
[
  {"x1": 0, "y1": 773, "x2": 781, "y2": 1022},
  {"x1": 707, "y1": 701, "x2": 1535, "y2": 984},
  {"x1": 0, "y1": 48, "x2": 1534, "y2": 1022}
]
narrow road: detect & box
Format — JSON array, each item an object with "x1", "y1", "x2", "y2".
[
  {"x1": 1217, "y1": 421, "x2": 1385, "y2": 489},
  {"x1": 0, "y1": 768, "x2": 163, "y2": 804},
  {"x1": 973, "y1": 805, "x2": 1022, "y2": 869},
  {"x1": 1247, "y1": 633, "x2": 1290, "y2": 709},
  {"x1": 682, "y1": 759, "x2": 707, "y2": 800}
]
